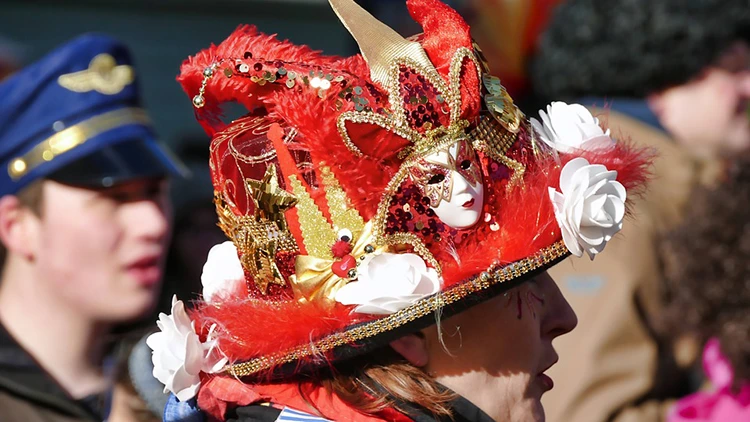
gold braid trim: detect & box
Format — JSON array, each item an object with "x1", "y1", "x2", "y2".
[{"x1": 225, "y1": 240, "x2": 569, "y2": 377}]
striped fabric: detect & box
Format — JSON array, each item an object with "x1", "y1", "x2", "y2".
[{"x1": 275, "y1": 407, "x2": 332, "y2": 422}]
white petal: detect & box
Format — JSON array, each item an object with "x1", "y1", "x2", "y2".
[
  {"x1": 568, "y1": 103, "x2": 597, "y2": 124},
  {"x1": 353, "y1": 296, "x2": 419, "y2": 315},
  {"x1": 171, "y1": 300, "x2": 193, "y2": 333},
  {"x1": 145, "y1": 331, "x2": 163, "y2": 352},
  {"x1": 413, "y1": 269, "x2": 441, "y2": 295},
  {"x1": 587, "y1": 167, "x2": 617, "y2": 187},
  {"x1": 579, "y1": 225, "x2": 605, "y2": 245},
  {"x1": 582, "y1": 194, "x2": 610, "y2": 226},
  {"x1": 352, "y1": 303, "x2": 395, "y2": 315},
  {"x1": 201, "y1": 241, "x2": 244, "y2": 303},
  {"x1": 531, "y1": 117, "x2": 555, "y2": 149},
  {"x1": 334, "y1": 281, "x2": 375, "y2": 305},
  {"x1": 596, "y1": 179, "x2": 627, "y2": 202},
  {"x1": 560, "y1": 225, "x2": 584, "y2": 257},
  {"x1": 540, "y1": 108, "x2": 556, "y2": 139},
  {"x1": 205, "y1": 355, "x2": 228, "y2": 374},
  {"x1": 549, "y1": 104, "x2": 585, "y2": 146},
  {"x1": 559, "y1": 158, "x2": 591, "y2": 193},
  {"x1": 171, "y1": 366, "x2": 201, "y2": 402},
  {"x1": 182, "y1": 332, "x2": 205, "y2": 375},
  {"x1": 605, "y1": 195, "x2": 626, "y2": 223}
]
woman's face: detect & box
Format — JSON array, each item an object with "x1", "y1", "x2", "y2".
[
  {"x1": 422, "y1": 272, "x2": 577, "y2": 421},
  {"x1": 410, "y1": 139, "x2": 484, "y2": 229}
]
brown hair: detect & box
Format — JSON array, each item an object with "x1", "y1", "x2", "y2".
[
  {"x1": 661, "y1": 158, "x2": 750, "y2": 390},
  {"x1": 300, "y1": 346, "x2": 455, "y2": 419}
]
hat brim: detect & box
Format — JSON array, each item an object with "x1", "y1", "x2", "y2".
[
  {"x1": 49, "y1": 125, "x2": 189, "y2": 188},
  {"x1": 227, "y1": 241, "x2": 570, "y2": 381}
]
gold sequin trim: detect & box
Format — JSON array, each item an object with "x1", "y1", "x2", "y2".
[
  {"x1": 288, "y1": 175, "x2": 338, "y2": 260},
  {"x1": 471, "y1": 117, "x2": 528, "y2": 190},
  {"x1": 336, "y1": 47, "x2": 480, "y2": 162},
  {"x1": 319, "y1": 166, "x2": 365, "y2": 237},
  {"x1": 226, "y1": 240, "x2": 569, "y2": 377}
]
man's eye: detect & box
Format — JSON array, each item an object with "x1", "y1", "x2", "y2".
[
  {"x1": 460, "y1": 159, "x2": 472, "y2": 170},
  {"x1": 427, "y1": 174, "x2": 445, "y2": 185}
]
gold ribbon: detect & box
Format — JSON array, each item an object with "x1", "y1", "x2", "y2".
[{"x1": 290, "y1": 221, "x2": 385, "y2": 307}]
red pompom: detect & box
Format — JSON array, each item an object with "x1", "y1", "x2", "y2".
[{"x1": 331, "y1": 240, "x2": 353, "y2": 258}]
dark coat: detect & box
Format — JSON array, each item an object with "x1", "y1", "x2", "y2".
[{"x1": 0, "y1": 324, "x2": 105, "y2": 422}]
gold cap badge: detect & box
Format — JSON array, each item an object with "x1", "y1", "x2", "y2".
[{"x1": 58, "y1": 53, "x2": 134, "y2": 95}]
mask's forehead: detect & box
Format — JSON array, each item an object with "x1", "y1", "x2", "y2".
[
  {"x1": 423, "y1": 146, "x2": 452, "y2": 167},
  {"x1": 422, "y1": 138, "x2": 468, "y2": 167}
]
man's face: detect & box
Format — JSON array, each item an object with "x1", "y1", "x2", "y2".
[
  {"x1": 30, "y1": 179, "x2": 171, "y2": 322},
  {"x1": 661, "y1": 41, "x2": 750, "y2": 156}
]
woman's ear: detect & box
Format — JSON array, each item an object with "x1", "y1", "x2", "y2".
[{"x1": 390, "y1": 333, "x2": 429, "y2": 367}]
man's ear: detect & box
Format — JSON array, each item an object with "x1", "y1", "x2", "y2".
[
  {"x1": 0, "y1": 195, "x2": 38, "y2": 260},
  {"x1": 390, "y1": 333, "x2": 429, "y2": 368}
]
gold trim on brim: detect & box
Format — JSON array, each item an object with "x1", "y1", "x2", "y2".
[
  {"x1": 8, "y1": 107, "x2": 151, "y2": 180},
  {"x1": 226, "y1": 240, "x2": 569, "y2": 378}
]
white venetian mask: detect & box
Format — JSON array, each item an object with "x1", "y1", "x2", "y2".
[{"x1": 409, "y1": 139, "x2": 484, "y2": 229}]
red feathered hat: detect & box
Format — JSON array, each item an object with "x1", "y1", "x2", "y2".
[{"x1": 148, "y1": 0, "x2": 652, "y2": 402}]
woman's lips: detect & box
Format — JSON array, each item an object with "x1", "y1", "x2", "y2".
[
  {"x1": 462, "y1": 198, "x2": 475, "y2": 208},
  {"x1": 537, "y1": 373, "x2": 554, "y2": 392}
]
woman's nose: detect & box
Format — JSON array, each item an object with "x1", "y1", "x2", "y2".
[{"x1": 540, "y1": 273, "x2": 578, "y2": 338}]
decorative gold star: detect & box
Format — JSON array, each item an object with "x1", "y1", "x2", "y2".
[
  {"x1": 241, "y1": 166, "x2": 299, "y2": 294},
  {"x1": 241, "y1": 239, "x2": 287, "y2": 294},
  {"x1": 246, "y1": 166, "x2": 297, "y2": 228}
]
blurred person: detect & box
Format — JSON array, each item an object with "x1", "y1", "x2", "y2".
[
  {"x1": 0, "y1": 34, "x2": 185, "y2": 421},
  {"x1": 530, "y1": 0, "x2": 750, "y2": 421},
  {"x1": 660, "y1": 157, "x2": 750, "y2": 421},
  {"x1": 145, "y1": 0, "x2": 651, "y2": 421},
  {"x1": 0, "y1": 36, "x2": 24, "y2": 81},
  {"x1": 107, "y1": 333, "x2": 164, "y2": 422},
  {"x1": 106, "y1": 139, "x2": 221, "y2": 422},
  {"x1": 160, "y1": 138, "x2": 225, "y2": 310}
]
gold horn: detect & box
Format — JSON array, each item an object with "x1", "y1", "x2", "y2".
[{"x1": 328, "y1": 0, "x2": 435, "y2": 87}]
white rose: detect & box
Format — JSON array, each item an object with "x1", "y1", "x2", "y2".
[
  {"x1": 201, "y1": 241, "x2": 245, "y2": 303},
  {"x1": 146, "y1": 296, "x2": 228, "y2": 402},
  {"x1": 335, "y1": 253, "x2": 441, "y2": 315},
  {"x1": 531, "y1": 102, "x2": 615, "y2": 153},
  {"x1": 548, "y1": 157, "x2": 626, "y2": 260}
]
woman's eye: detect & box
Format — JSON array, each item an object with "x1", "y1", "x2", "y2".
[
  {"x1": 428, "y1": 174, "x2": 445, "y2": 185},
  {"x1": 460, "y1": 159, "x2": 472, "y2": 170}
]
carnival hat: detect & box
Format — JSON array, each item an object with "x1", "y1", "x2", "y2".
[{"x1": 147, "y1": 0, "x2": 652, "y2": 405}]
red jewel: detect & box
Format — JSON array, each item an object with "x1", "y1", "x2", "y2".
[{"x1": 332, "y1": 254, "x2": 357, "y2": 278}]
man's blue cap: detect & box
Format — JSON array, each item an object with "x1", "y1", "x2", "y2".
[{"x1": 0, "y1": 34, "x2": 187, "y2": 196}]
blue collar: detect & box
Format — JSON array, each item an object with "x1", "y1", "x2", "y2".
[{"x1": 577, "y1": 97, "x2": 667, "y2": 133}]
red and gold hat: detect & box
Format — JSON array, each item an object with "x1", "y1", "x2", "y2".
[{"x1": 147, "y1": 0, "x2": 652, "y2": 405}]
